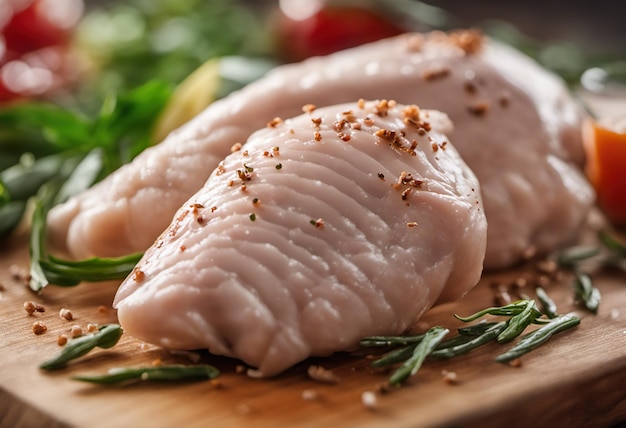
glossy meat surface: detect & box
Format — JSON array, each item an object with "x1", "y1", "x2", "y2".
[
  {"x1": 49, "y1": 30, "x2": 592, "y2": 268},
  {"x1": 113, "y1": 101, "x2": 487, "y2": 376}
]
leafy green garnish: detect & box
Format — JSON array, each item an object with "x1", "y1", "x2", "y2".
[
  {"x1": 495, "y1": 313, "x2": 580, "y2": 363},
  {"x1": 72, "y1": 364, "x2": 220, "y2": 385},
  {"x1": 361, "y1": 295, "x2": 580, "y2": 386},
  {"x1": 40, "y1": 324, "x2": 124, "y2": 371},
  {"x1": 572, "y1": 272, "x2": 601, "y2": 314},
  {"x1": 388, "y1": 326, "x2": 449, "y2": 386}
]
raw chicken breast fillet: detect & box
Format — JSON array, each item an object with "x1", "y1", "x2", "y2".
[
  {"x1": 49, "y1": 30, "x2": 592, "y2": 268},
  {"x1": 113, "y1": 100, "x2": 487, "y2": 376}
]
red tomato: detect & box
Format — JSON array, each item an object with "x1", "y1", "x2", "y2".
[
  {"x1": 277, "y1": 4, "x2": 406, "y2": 63},
  {"x1": 0, "y1": 0, "x2": 83, "y2": 102}
]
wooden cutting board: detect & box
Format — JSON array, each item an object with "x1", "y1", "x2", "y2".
[{"x1": 1, "y1": 221, "x2": 625, "y2": 428}]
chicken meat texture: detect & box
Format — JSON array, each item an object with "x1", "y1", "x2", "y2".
[
  {"x1": 113, "y1": 100, "x2": 487, "y2": 376},
  {"x1": 48, "y1": 30, "x2": 593, "y2": 269}
]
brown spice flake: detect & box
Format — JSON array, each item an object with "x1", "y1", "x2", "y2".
[
  {"x1": 87, "y1": 323, "x2": 98, "y2": 333},
  {"x1": 311, "y1": 117, "x2": 322, "y2": 128},
  {"x1": 310, "y1": 218, "x2": 325, "y2": 229},
  {"x1": 397, "y1": 171, "x2": 423, "y2": 188},
  {"x1": 508, "y1": 358, "x2": 523, "y2": 368},
  {"x1": 448, "y1": 29, "x2": 484, "y2": 55},
  {"x1": 421, "y1": 66, "x2": 451, "y2": 81},
  {"x1": 302, "y1": 103, "x2": 317, "y2": 113},
  {"x1": 431, "y1": 142, "x2": 439, "y2": 152},
  {"x1": 57, "y1": 335, "x2": 68, "y2": 346},
  {"x1": 190, "y1": 203, "x2": 204, "y2": 215},
  {"x1": 307, "y1": 365, "x2": 340, "y2": 384},
  {"x1": 363, "y1": 117, "x2": 375, "y2": 126},
  {"x1": 377, "y1": 172, "x2": 385, "y2": 180},
  {"x1": 230, "y1": 142, "x2": 242, "y2": 152},
  {"x1": 498, "y1": 91, "x2": 511, "y2": 107},
  {"x1": 59, "y1": 308, "x2": 73, "y2": 321},
  {"x1": 32, "y1": 321, "x2": 47, "y2": 335},
  {"x1": 407, "y1": 222, "x2": 418, "y2": 228},
  {"x1": 97, "y1": 305, "x2": 109, "y2": 316},
  {"x1": 406, "y1": 33, "x2": 425, "y2": 52},
  {"x1": 133, "y1": 268, "x2": 145, "y2": 282},
  {"x1": 314, "y1": 131, "x2": 322, "y2": 142},
  {"x1": 272, "y1": 146, "x2": 280, "y2": 155},
  {"x1": 402, "y1": 104, "x2": 421, "y2": 121},
  {"x1": 374, "y1": 99, "x2": 395, "y2": 117},
  {"x1": 70, "y1": 325, "x2": 83, "y2": 338},
  {"x1": 441, "y1": 370, "x2": 458, "y2": 385},
  {"x1": 24, "y1": 301, "x2": 37, "y2": 315},
  {"x1": 401, "y1": 188, "x2": 412, "y2": 201},
  {"x1": 179, "y1": 245, "x2": 186, "y2": 252},
  {"x1": 467, "y1": 101, "x2": 490, "y2": 116},
  {"x1": 357, "y1": 98, "x2": 366, "y2": 109},
  {"x1": 267, "y1": 117, "x2": 283, "y2": 128},
  {"x1": 216, "y1": 161, "x2": 226, "y2": 176},
  {"x1": 464, "y1": 80, "x2": 478, "y2": 94}
]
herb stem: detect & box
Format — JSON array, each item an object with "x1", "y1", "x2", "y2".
[
  {"x1": 40, "y1": 324, "x2": 123, "y2": 370},
  {"x1": 495, "y1": 313, "x2": 580, "y2": 363},
  {"x1": 72, "y1": 364, "x2": 220, "y2": 385},
  {"x1": 389, "y1": 326, "x2": 449, "y2": 386}
]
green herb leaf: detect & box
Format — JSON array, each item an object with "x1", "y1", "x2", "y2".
[
  {"x1": 598, "y1": 230, "x2": 626, "y2": 258},
  {"x1": 496, "y1": 300, "x2": 542, "y2": 343},
  {"x1": 72, "y1": 364, "x2": 220, "y2": 385},
  {"x1": 359, "y1": 333, "x2": 426, "y2": 348},
  {"x1": 40, "y1": 324, "x2": 123, "y2": 371},
  {"x1": 556, "y1": 245, "x2": 601, "y2": 269},
  {"x1": 535, "y1": 287, "x2": 558, "y2": 319},
  {"x1": 495, "y1": 313, "x2": 580, "y2": 363},
  {"x1": 431, "y1": 322, "x2": 507, "y2": 359},
  {"x1": 573, "y1": 271, "x2": 601, "y2": 314},
  {"x1": 454, "y1": 300, "x2": 533, "y2": 322},
  {"x1": 389, "y1": 326, "x2": 449, "y2": 386}
]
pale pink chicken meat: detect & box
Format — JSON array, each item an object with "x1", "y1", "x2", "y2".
[
  {"x1": 48, "y1": 30, "x2": 593, "y2": 268},
  {"x1": 113, "y1": 100, "x2": 487, "y2": 376}
]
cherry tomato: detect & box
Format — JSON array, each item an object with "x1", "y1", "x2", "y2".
[
  {"x1": 276, "y1": 2, "x2": 406, "y2": 63},
  {"x1": 0, "y1": 0, "x2": 83, "y2": 102}
]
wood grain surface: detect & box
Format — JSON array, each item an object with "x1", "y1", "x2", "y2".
[{"x1": 1, "y1": 220, "x2": 625, "y2": 428}]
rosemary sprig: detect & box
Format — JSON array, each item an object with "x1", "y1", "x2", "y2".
[
  {"x1": 40, "y1": 324, "x2": 123, "y2": 370},
  {"x1": 362, "y1": 295, "x2": 579, "y2": 386},
  {"x1": 72, "y1": 364, "x2": 220, "y2": 385},
  {"x1": 388, "y1": 326, "x2": 449, "y2": 386},
  {"x1": 495, "y1": 313, "x2": 580, "y2": 363},
  {"x1": 28, "y1": 159, "x2": 142, "y2": 292}
]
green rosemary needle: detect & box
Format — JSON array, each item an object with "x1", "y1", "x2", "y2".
[
  {"x1": 454, "y1": 300, "x2": 538, "y2": 323},
  {"x1": 359, "y1": 333, "x2": 425, "y2": 348},
  {"x1": 72, "y1": 364, "x2": 220, "y2": 385},
  {"x1": 495, "y1": 313, "x2": 580, "y2": 363},
  {"x1": 389, "y1": 326, "x2": 449, "y2": 386},
  {"x1": 535, "y1": 286, "x2": 558, "y2": 319},
  {"x1": 556, "y1": 245, "x2": 600, "y2": 269},
  {"x1": 496, "y1": 300, "x2": 541, "y2": 343},
  {"x1": 573, "y1": 271, "x2": 601, "y2": 314},
  {"x1": 40, "y1": 324, "x2": 123, "y2": 370},
  {"x1": 431, "y1": 322, "x2": 507, "y2": 359}
]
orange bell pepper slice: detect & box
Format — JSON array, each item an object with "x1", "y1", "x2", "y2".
[{"x1": 583, "y1": 117, "x2": 626, "y2": 225}]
